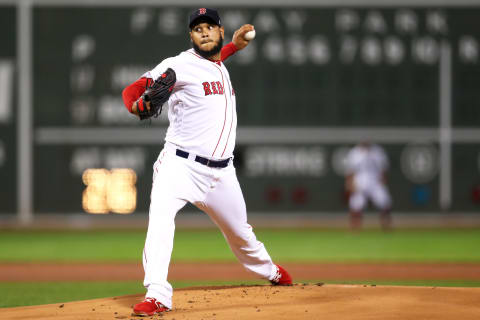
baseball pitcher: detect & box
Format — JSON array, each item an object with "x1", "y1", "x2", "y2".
[{"x1": 122, "y1": 8, "x2": 292, "y2": 317}]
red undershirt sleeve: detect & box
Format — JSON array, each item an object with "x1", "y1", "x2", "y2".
[
  {"x1": 122, "y1": 77, "x2": 151, "y2": 113},
  {"x1": 220, "y1": 42, "x2": 239, "y2": 62}
]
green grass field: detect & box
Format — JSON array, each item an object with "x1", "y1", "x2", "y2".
[
  {"x1": 2, "y1": 228, "x2": 480, "y2": 263},
  {"x1": 1, "y1": 228, "x2": 480, "y2": 308}
]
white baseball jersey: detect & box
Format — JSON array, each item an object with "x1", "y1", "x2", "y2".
[
  {"x1": 144, "y1": 49, "x2": 237, "y2": 160},
  {"x1": 345, "y1": 144, "x2": 389, "y2": 191}
]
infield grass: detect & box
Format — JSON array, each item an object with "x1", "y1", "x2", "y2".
[{"x1": 1, "y1": 228, "x2": 480, "y2": 263}]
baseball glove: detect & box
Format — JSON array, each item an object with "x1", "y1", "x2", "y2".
[{"x1": 138, "y1": 68, "x2": 176, "y2": 120}]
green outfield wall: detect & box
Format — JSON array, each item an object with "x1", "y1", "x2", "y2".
[{"x1": 2, "y1": 1, "x2": 480, "y2": 218}]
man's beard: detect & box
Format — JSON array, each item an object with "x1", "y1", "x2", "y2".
[{"x1": 193, "y1": 38, "x2": 223, "y2": 59}]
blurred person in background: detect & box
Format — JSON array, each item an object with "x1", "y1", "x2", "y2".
[{"x1": 344, "y1": 141, "x2": 392, "y2": 230}]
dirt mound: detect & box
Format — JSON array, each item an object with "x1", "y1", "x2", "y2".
[{"x1": 1, "y1": 284, "x2": 480, "y2": 320}]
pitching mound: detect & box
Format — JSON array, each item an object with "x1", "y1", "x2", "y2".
[{"x1": 1, "y1": 284, "x2": 480, "y2": 319}]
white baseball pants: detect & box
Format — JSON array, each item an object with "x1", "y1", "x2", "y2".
[
  {"x1": 142, "y1": 143, "x2": 277, "y2": 309},
  {"x1": 349, "y1": 182, "x2": 392, "y2": 212}
]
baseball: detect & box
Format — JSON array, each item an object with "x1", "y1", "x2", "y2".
[{"x1": 244, "y1": 30, "x2": 256, "y2": 41}]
